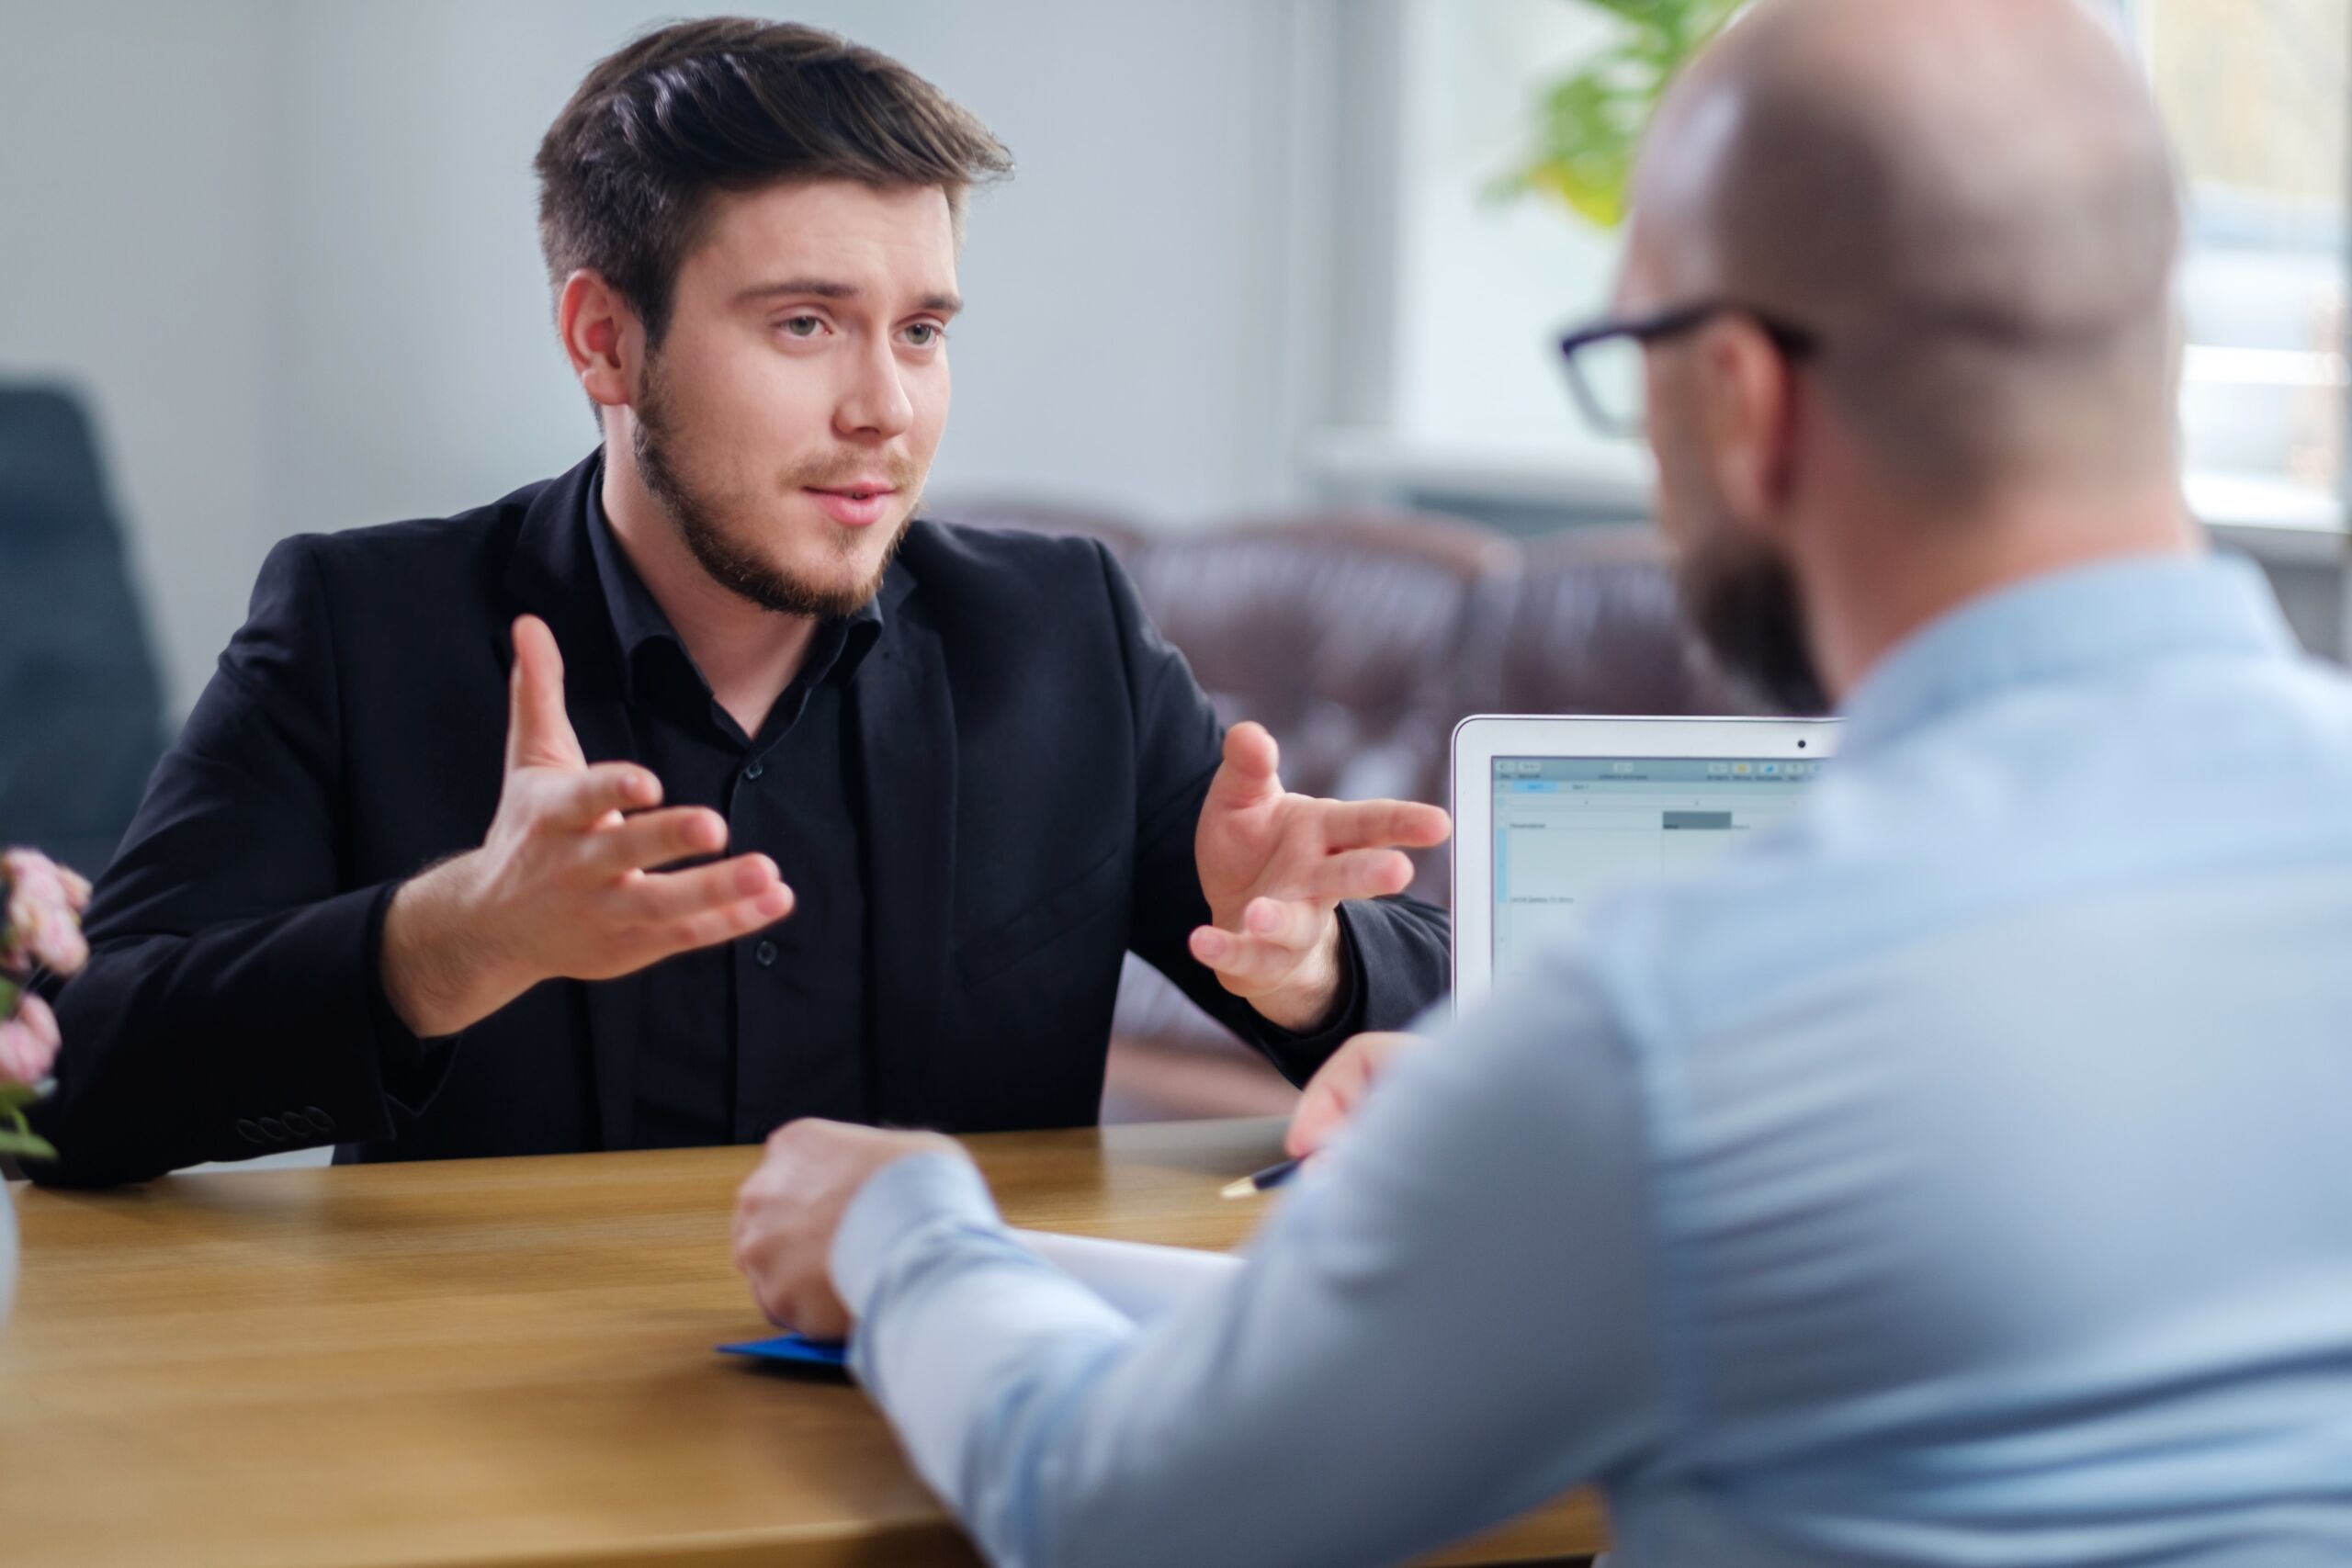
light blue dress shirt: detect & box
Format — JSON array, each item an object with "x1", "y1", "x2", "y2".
[{"x1": 831, "y1": 553, "x2": 2352, "y2": 1567}]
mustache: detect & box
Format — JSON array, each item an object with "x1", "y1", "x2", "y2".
[{"x1": 784, "y1": 453, "x2": 924, "y2": 492}]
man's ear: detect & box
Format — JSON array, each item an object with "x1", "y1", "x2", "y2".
[
  {"x1": 556, "y1": 270, "x2": 639, "y2": 412},
  {"x1": 1694, "y1": 318, "x2": 1802, "y2": 546}
]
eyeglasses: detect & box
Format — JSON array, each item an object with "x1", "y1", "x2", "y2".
[{"x1": 1556, "y1": 300, "x2": 1822, "y2": 438}]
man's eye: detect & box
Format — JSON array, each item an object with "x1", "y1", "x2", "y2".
[
  {"x1": 779, "y1": 316, "x2": 824, "y2": 339},
  {"x1": 902, "y1": 322, "x2": 944, "y2": 348}
]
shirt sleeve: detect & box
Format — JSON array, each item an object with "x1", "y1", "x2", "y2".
[{"x1": 831, "y1": 948, "x2": 1671, "y2": 1568}]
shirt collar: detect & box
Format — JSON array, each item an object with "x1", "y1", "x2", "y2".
[
  {"x1": 581, "y1": 452, "x2": 887, "y2": 706},
  {"x1": 1837, "y1": 551, "x2": 2300, "y2": 759}
]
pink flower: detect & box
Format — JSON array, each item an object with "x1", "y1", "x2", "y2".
[
  {"x1": 0, "y1": 990, "x2": 61, "y2": 1089},
  {"x1": 1, "y1": 848, "x2": 91, "y2": 978}
]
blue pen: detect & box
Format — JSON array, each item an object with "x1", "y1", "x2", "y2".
[{"x1": 1219, "y1": 1155, "x2": 1304, "y2": 1200}]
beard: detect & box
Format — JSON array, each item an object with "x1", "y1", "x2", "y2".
[
  {"x1": 631, "y1": 361, "x2": 917, "y2": 619},
  {"x1": 1676, "y1": 535, "x2": 1830, "y2": 716},
  {"x1": 1654, "y1": 418, "x2": 1829, "y2": 715}
]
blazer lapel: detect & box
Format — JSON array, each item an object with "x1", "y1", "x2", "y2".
[
  {"x1": 499, "y1": 450, "x2": 646, "y2": 1153},
  {"x1": 853, "y1": 570, "x2": 957, "y2": 1126}
]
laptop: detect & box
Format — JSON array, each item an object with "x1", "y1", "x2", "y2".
[{"x1": 1451, "y1": 715, "x2": 1840, "y2": 1005}]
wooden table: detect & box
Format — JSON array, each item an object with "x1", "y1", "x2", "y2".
[{"x1": 1, "y1": 1119, "x2": 1605, "y2": 1566}]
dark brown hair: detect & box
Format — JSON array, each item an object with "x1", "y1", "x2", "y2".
[{"x1": 534, "y1": 17, "x2": 1012, "y2": 344}]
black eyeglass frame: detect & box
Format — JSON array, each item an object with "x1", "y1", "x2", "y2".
[{"x1": 1555, "y1": 300, "x2": 1823, "y2": 437}]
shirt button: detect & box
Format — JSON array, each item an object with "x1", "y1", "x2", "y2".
[
  {"x1": 743, "y1": 760, "x2": 766, "y2": 782},
  {"x1": 754, "y1": 940, "x2": 778, "y2": 968}
]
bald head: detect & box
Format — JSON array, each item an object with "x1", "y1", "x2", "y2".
[{"x1": 1634, "y1": 0, "x2": 2183, "y2": 506}]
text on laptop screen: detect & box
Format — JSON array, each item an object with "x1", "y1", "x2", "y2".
[{"x1": 1491, "y1": 757, "x2": 1822, "y2": 980}]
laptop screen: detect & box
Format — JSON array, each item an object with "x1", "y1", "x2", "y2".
[{"x1": 1490, "y1": 755, "x2": 1822, "y2": 982}]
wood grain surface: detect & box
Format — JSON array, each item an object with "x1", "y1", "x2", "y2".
[{"x1": 0, "y1": 1119, "x2": 1603, "y2": 1566}]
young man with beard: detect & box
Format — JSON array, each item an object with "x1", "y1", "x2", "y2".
[
  {"x1": 730, "y1": 1, "x2": 2352, "y2": 1562},
  {"x1": 31, "y1": 20, "x2": 1452, "y2": 1186}
]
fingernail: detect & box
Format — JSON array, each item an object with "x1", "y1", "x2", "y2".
[{"x1": 758, "y1": 886, "x2": 792, "y2": 917}]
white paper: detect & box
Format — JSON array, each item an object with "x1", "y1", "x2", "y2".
[{"x1": 1010, "y1": 1228, "x2": 1242, "y2": 1324}]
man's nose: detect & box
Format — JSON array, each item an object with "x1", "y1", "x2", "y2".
[{"x1": 834, "y1": 334, "x2": 914, "y2": 440}]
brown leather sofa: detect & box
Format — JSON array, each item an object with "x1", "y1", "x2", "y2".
[{"x1": 943, "y1": 502, "x2": 1772, "y2": 1122}]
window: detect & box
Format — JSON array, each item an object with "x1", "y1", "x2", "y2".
[
  {"x1": 2132, "y1": 0, "x2": 2349, "y2": 529},
  {"x1": 1326, "y1": 1, "x2": 2352, "y2": 542}
]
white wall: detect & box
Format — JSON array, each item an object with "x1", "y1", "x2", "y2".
[
  {"x1": 0, "y1": 0, "x2": 279, "y2": 723},
  {"x1": 2, "y1": 0, "x2": 1323, "y2": 716}
]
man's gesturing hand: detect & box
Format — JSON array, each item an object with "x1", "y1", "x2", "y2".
[
  {"x1": 1189, "y1": 722, "x2": 1451, "y2": 1032},
  {"x1": 380, "y1": 615, "x2": 794, "y2": 1038}
]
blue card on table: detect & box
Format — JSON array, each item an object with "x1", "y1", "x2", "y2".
[{"x1": 718, "y1": 1333, "x2": 853, "y2": 1372}]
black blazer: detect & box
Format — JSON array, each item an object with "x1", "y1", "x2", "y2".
[{"x1": 33, "y1": 455, "x2": 1449, "y2": 1185}]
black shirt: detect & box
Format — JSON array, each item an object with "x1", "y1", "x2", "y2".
[{"x1": 583, "y1": 490, "x2": 882, "y2": 1148}]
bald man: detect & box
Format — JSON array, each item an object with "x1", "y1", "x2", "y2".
[{"x1": 727, "y1": 2, "x2": 2352, "y2": 1562}]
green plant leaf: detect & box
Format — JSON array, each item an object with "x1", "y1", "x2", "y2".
[
  {"x1": 1577, "y1": 0, "x2": 1681, "y2": 24},
  {"x1": 0, "y1": 1130, "x2": 58, "y2": 1161},
  {"x1": 1491, "y1": 0, "x2": 1747, "y2": 230}
]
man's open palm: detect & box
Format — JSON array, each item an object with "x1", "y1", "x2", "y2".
[
  {"x1": 379, "y1": 615, "x2": 797, "y2": 1038},
  {"x1": 1190, "y1": 723, "x2": 1451, "y2": 1032}
]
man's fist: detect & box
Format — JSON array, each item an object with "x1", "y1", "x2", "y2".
[{"x1": 732, "y1": 1119, "x2": 965, "y2": 1340}]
